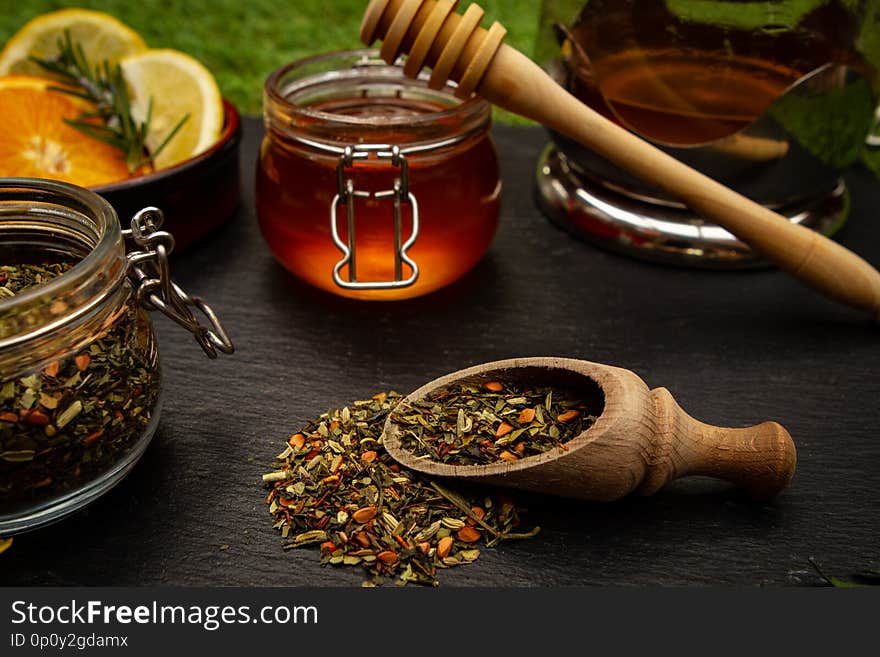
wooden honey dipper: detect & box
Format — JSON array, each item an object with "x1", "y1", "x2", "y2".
[{"x1": 361, "y1": 0, "x2": 880, "y2": 320}]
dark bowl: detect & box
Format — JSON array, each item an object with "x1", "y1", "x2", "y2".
[{"x1": 92, "y1": 98, "x2": 242, "y2": 252}]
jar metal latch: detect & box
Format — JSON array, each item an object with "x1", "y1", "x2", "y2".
[
  {"x1": 330, "y1": 144, "x2": 420, "y2": 290},
  {"x1": 123, "y1": 207, "x2": 234, "y2": 358}
]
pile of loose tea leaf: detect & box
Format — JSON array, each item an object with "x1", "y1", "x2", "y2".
[
  {"x1": 263, "y1": 392, "x2": 540, "y2": 587},
  {"x1": 390, "y1": 381, "x2": 596, "y2": 466},
  {"x1": 0, "y1": 262, "x2": 160, "y2": 507}
]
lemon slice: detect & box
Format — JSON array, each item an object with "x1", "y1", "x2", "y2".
[
  {"x1": 0, "y1": 9, "x2": 147, "y2": 76},
  {"x1": 119, "y1": 49, "x2": 224, "y2": 170}
]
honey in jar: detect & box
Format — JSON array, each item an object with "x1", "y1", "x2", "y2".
[{"x1": 257, "y1": 51, "x2": 502, "y2": 300}]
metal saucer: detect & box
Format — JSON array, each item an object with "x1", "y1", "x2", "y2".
[{"x1": 535, "y1": 144, "x2": 848, "y2": 269}]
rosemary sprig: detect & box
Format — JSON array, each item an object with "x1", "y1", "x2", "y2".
[{"x1": 30, "y1": 30, "x2": 188, "y2": 173}]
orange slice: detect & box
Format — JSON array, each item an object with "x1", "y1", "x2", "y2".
[{"x1": 0, "y1": 75, "x2": 131, "y2": 187}]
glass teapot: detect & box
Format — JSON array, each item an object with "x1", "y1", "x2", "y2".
[{"x1": 535, "y1": 0, "x2": 880, "y2": 266}]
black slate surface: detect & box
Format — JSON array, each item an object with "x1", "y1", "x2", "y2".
[{"x1": 3, "y1": 121, "x2": 878, "y2": 587}]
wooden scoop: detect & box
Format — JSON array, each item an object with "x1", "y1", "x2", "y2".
[
  {"x1": 382, "y1": 357, "x2": 797, "y2": 501},
  {"x1": 361, "y1": 0, "x2": 880, "y2": 320}
]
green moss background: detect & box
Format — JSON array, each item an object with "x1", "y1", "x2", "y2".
[
  {"x1": 0, "y1": 0, "x2": 542, "y2": 118},
  {"x1": 2, "y1": 0, "x2": 880, "y2": 173}
]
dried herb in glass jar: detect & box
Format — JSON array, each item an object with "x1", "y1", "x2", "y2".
[
  {"x1": 0, "y1": 261, "x2": 160, "y2": 506},
  {"x1": 0, "y1": 179, "x2": 232, "y2": 534},
  {"x1": 263, "y1": 392, "x2": 540, "y2": 587}
]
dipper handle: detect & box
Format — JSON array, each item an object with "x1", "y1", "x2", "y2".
[
  {"x1": 642, "y1": 388, "x2": 797, "y2": 499},
  {"x1": 362, "y1": 0, "x2": 880, "y2": 320}
]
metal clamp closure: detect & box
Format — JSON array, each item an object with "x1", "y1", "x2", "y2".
[
  {"x1": 123, "y1": 207, "x2": 234, "y2": 358},
  {"x1": 330, "y1": 144, "x2": 420, "y2": 290}
]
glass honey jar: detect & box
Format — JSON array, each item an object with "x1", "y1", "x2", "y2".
[
  {"x1": 256, "y1": 50, "x2": 502, "y2": 300},
  {"x1": 0, "y1": 178, "x2": 232, "y2": 533}
]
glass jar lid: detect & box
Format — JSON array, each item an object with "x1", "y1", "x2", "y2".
[{"x1": 0, "y1": 178, "x2": 234, "y2": 368}]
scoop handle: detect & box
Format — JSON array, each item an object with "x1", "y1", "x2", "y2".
[{"x1": 640, "y1": 387, "x2": 797, "y2": 499}]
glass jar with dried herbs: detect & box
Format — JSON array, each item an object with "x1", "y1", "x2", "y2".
[{"x1": 0, "y1": 178, "x2": 233, "y2": 533}]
